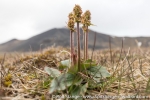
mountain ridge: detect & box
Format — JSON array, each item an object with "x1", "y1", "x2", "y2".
[{"x1": 0, "y1": 28, "x2": 150, "y2": 52}]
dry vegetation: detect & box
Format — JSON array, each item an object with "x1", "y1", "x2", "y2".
[
  {"x1": 0, "y1": 4, "x2": 150, "y2": 100},
  {"x1": 0, "y1": 46, "x2": 150, "y2": 100}
]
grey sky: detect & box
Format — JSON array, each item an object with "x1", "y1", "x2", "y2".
[{"x1": 0, "y1": 0, "x2": 150, "y2": 43}]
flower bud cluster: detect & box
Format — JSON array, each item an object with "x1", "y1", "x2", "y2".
[
  {"x1": 81, "y1": 10, "x2": 91, "y2": 32},
  {"x1": 67, "y1": 13, "x2": 75, "y2": 32},
  {"x1": 73, "y1": 4, "x2": 83, "y2": 22}
]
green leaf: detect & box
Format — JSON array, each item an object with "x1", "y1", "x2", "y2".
[
  {"x1": 59, "y1": 59, "x2": 71, "y2": 70},
  {"x1": 70, "y1": 83, "x2": 88, "y2": 99},
  {"x1": 70, "y1": 85, "x2": 81, "y2": 97},
  {"x1": 80, "y1": 83, "x2": 88, "y2": 95},
  {"x1": 87, "y1": 66, "x2": 110, "y2": 82},
  {"x1": 68, "y1": 65, "x2": 78, "y2": 74},
  {"x1": 74, "y1": 78, "x2": 82, "y2": 85},
  {"x1": 84, "y1": 59, "x2": 93, "y2": 63},
  {"x1": 49, "y1": 73, "x2": 75, "y2": 93},
  {"x1": 80, "y1": 59, "x2": 97, "y2": 71},
  {"x1": 61, "y1": 59, "x2": 71, "y2": 67},
  {"x1": 84, "y1": 59, "x2": 96, "y2": 63},
  {"x1": 44, "y1": 67, "x2": 61, "y2": 77}
]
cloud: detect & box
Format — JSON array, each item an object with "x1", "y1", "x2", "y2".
[{"x1": 0, "y1": 0, "x2": 150, "y2": 43}]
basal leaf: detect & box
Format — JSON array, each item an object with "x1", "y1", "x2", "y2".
[
  {"x1": 70, "y1": 85, "x2": 81, "y2": 97},
  {"x1": 70, "y1": 83, "x2": 88, "y2": 99},
  {"x1": 80, "y1": 59, "x2": 97, "y2": 71},
  {"x1": 87, "y1": 66, "x2": 110, "y2": 82},
  {"x1": 44, "y1": 66, "x2": 61, "y2": 77},
  {"x1": 49, "y1": 73, "x2": 75, "y2": 93},
  {"x1": 68, "y1": 65, "x2": 78, "y2": 74},
  {"x1": 80, "y1": 83, "x2": 88, "y2": 95},
  {"x1": 60, "y1": 59, "x2": 71, "y2": 68}
]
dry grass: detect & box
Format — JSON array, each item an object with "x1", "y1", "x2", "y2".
[{"x1": 0, "y1": 46, "x2": 150, "y2": 100}]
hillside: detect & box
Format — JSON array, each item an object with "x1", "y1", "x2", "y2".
[{"x1": 0, "y1": 28, "x2": 150, "y2": 52}]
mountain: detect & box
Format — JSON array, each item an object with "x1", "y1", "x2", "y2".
[{"x1": 0, "y1": 28, "x2": 150, "y2": 52}]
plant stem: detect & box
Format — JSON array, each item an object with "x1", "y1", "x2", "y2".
[
  {"x1": 83, "y1": 31, "x2": 86, "y2": 60},
  {"x1": 77, "y1": 22, "x2": 80, "y2": 71},
  {"x1": 85, "y1": 26, "x2": 88, "y2": 60},
  {"x1": 70, "y1": 31, "x2": 73, "y2": 66},
  {"x1": 73, "y1": 31, "x2": 77, "y2": 65},
  {"x1": 72, "y1": 32, "x2": 74, "y2": 52},
  {"x1": 72, "y1": 32, "x2": 76, "y2": 65}
]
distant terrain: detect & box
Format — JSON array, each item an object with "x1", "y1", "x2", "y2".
[{"x1": 0, "y1": 28, "x2": 150, "y2": 52}]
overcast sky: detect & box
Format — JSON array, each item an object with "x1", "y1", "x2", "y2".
[{"x1": 0, "y1": 0, "x2": 150, "y2": 44}]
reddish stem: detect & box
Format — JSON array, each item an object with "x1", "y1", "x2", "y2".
[
  {"x1": 83, "y1": 31, "x2": 86, "y2": 60},
  {"x1": 70, "y1": 31, "x2": 73, "y2": 66},
  {"x1": 85, "y1": 27, "x2": 88, "y2": 60},
  {"x1": 77, "y1": 22, "x2": 80, "y2": 71},
  {"x1": 72, "y1": 32, "x2": 76, "y2": 65}
]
